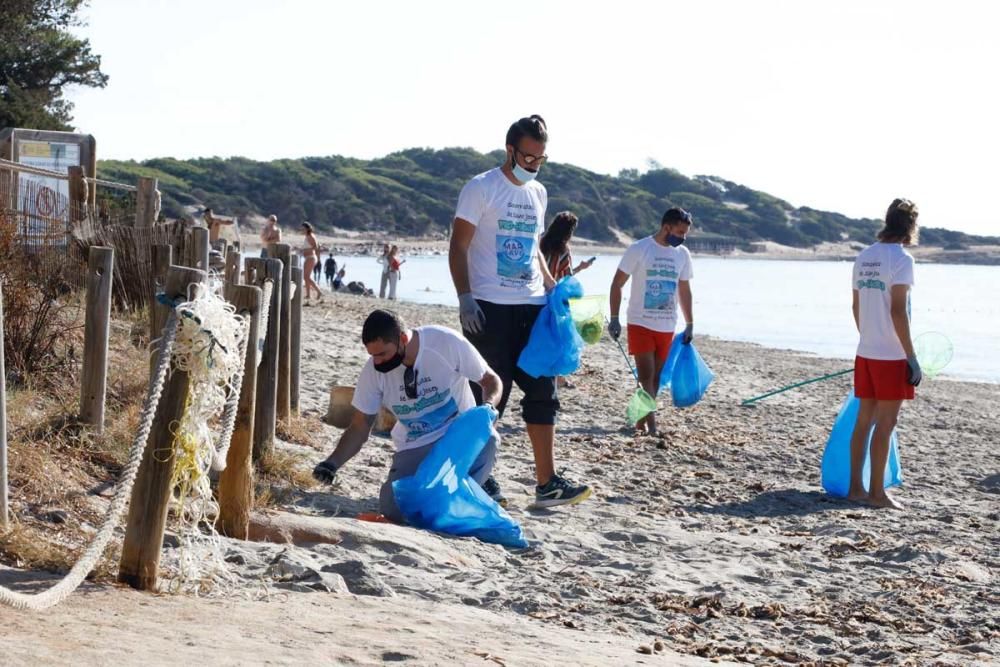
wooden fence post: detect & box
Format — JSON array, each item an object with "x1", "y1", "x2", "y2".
[
  {"x1": 118, "y1": 265, "x2": 205, "y2": 591},
  {"x1": 217, "y1": 283, "x2": 262, "y2": 539},
  {"x1": 189, "y1": 226, "x2": 210, "y2": 272},
  {"x1": 67, "y1": 166, "x2": 87, "y2": 223},
  {"x1": 225, "y1": 246, "x2": 241, "y2": 285},
  {"x1": 135, "y1": 177, "x2": 158, "y2": 227},
  {"x1": 148, "y1": 244, "x2": 172, "y2": 377},
  {"x1": 1, "y1": 284, "x2": 7, "y2": 530},
  {"x1": 79, "y1": 246, "x2": 114, "y2": 433},
  {"x1": 270, "y1": 244, "x2": 292, "y2": 422},
  {"x1": 290, "y1": 259, "x2": 303, "y2": 416},
  {"x1": 245, "y1": 257, "x2": 282, "y2": 461}
]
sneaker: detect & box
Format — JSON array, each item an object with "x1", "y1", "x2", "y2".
[
  {"x1": 534, "y1": 474, "x2": 592, "y2": 508},
  {"x1": 481, "y1": 476, "x2": 509, "y2": 507}
]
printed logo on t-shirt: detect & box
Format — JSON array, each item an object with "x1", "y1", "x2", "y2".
[
  {"x1": 496, "y1": 235, "x2": 535, "y2": 281},
  {"x1": 395, "y1": 394, "x2": 459, "y2": 442},
  {"x1": 643, "y1": 279, "x2": 676, "y2": 310},
  {"x1": 857, "y1": 260, "x2": 887, "y2": 291}
]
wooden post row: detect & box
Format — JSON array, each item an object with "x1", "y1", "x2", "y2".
[
  {"x1": 0, "y1": 284, "x2": 8, "y2": 530},
  {"x1": 118, "y1": 265, "x2": 205, "y2": 591},
  {"x1": 224, "y1": 246, "x2": 241, "y2": 285},
  {"x1": 290, "y1": 259, "x2": 303, "y2": 416},
  {"x1": 79, "y1": 246, "x2": 114, "y2": 433},
  {"x1": 245, "y1": 257, "x2": 282, "y2": 462},
  {"x1": 270, "y1": 243, "x2": 292, "y2": 423},
  {"x1": 189, "y1": 226, "x2": 210, "y2": 272},
  {"x1": 217, "y1": 283, "x2": 262, "y2": 539}
]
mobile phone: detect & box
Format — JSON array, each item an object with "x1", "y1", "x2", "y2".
[{"x1": 588, "y1": 257, "x2": 596, "y2": 263}]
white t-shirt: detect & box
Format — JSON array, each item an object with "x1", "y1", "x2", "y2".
[
  {"x1": 616, "y1": 236, "x2": 694, "y2": 333},
  {"x1": 352, "y1": 326, "x2": 489, "y2": 451},
  {"x1": 853, "y1": 242, "x2": 915, "y2": 360},
  {"x1": 454, "y1": 167, "x2": 547, "y2": 305}
]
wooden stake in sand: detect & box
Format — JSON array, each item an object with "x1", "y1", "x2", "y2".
[
  {"x1": 79, "y1": 246, "x2": 114, "y2": 433},
  {"x1": 290, "y1": 258, "x2": 303, "y2": 416},
  {"x1": 270, "y1": 243, "x2": 292, "y2": 422},
  {"x1": 118, "y1": 265, "x2": 205, "y2": 591},
  {"x1": 246, "y1": 257, "x2": 282, "y2": 461}
]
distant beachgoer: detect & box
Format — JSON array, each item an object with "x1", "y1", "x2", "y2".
[
  {"x1": 609, "y1": 207, "x2": 695, "y2": 436},
  {"x1": 260, "y1": 214, "x2": 281, "y2": 257},
  {"x1": 312, "y1": 309, "x2": 503, "y2": 523},
  {"x1": 203, "y1": 207, "x2": 234, "y2": 244},
  {"x1": 333, "y1": 265, "x2": 347, "y2": 290},
  {"x1": 846, "y1": 198, "x2": 921, "y2": 510},
  {"x1": 376, "y1": 243, "x2": 391, "y2": 298},
  {"x1": 300, "y1": 222, "x2": 323, "y2": 302},
  {"x1": 387, "y1": 245, "x2": 406, "y2": 300},
  {"x1": 324, "y1": 253, "x2": 338, "y2": 289},
  {"x1": 540, "y1": 211, "x2": 594, "y2": 280},
  {"x1": 450, "y1": 113, "x2": 591, "y2": 509}
]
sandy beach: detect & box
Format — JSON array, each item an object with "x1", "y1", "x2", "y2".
[{"x1": 2, "y1": 292, "x2": 997, "y2": 665}]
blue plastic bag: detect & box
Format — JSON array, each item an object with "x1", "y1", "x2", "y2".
[
  {"x1": 657, "y1": 333, "x2": 684, "y2": 395},
  {"x1": 670, "y1": 342, "x2": 714, "y2": 408},
  {"x1": 517, "y1": 276, "x2": 585, "y2": 378},
  {"x1": 392, "y1": 406, "x2": 528, "y2": 548},
  {"x1": 821, "y1": 393, "x2": 902, "y2": 497}
]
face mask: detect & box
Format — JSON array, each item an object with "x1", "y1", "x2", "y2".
[
  {"x1": 373, "y1": 340, "x2": 405, "y2": 373},
  {"x1": 511, "y1": 162, "x2": 538, "y2": 184},
  {"x1": 666, "y1": 234, "x2": 686, "y2": 247}
]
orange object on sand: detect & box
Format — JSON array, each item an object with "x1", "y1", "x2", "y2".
[{"x1": 356, "y1": 512, "x2": 394, "y2": 524}]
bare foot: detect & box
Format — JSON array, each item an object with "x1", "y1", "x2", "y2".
[
  {"x1": 867, "y1": 491, "x2": 904, "y2": 510},
  {"x1": 847, "y1": 486, "x2": 869, "y2": 503}
]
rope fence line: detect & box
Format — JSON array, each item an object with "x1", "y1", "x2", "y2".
[
  {"x1": 0, "y1": 311, "x2": 179, "y2": 611},
  {"x1": 0, "y1": 157, "x2": 70, "y2": 180},
  {"x1": 84, "y1": 176, "x2": 137, "y2": 193}
]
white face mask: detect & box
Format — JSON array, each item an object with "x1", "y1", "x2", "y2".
[{"x1": 511, "y1": 161, "x2": 539, "y2": 183}]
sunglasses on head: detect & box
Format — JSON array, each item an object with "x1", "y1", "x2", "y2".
[
  {"x1": 404, "y1": 366, "x2": 419, "y2": 400},
  {"x1": 896, "y1": 199, "x2": 917, "y2": 214}
]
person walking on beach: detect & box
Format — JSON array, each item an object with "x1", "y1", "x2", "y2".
[
  {"x1": 387, "y1": 245, "x2": 405, "y2": 300},
  {"x1": 324, "y1": 253, "x2": 338, "y2": 290},
  {"x1": 846, "y1": 198, "x2": 921, "y2": 510},
  {"x1": 300, "y1": 222, "x2": 323, "y2": 302},
  {"x1": 449, "y1": 113, "x2": 592, "y2": 509},
  {"x1": 260, "y1": 214, "x2": 281, "y2": 257},
  {"x1": 608, "y1": 207, "x2": 695, "y2": 436},
  {"x1": 540, "y1": 211, "x2": 595, "y2": 280},
  {"x1": 377, "y1": 243, "x2": 391, "y2": 298},
  {"x1": 312, "y1": 309, "x2": 503, "y2": 523}
]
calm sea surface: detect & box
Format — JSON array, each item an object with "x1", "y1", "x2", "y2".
[{"x1": 325, "y1": 254, "x2": 1000, "y2": 383}]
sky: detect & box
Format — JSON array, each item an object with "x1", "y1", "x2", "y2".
[{"x1": 68, "y1": 0, "x2": 999, "y2": 236}]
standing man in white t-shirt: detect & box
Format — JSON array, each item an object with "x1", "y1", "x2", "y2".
[
  {"x1": 847, "y1": 198, "x2": 922, "y2": 510},
  {"x1": 449, "y1": 114, "x2": 592, "y2": 509},
  {"x1": 608, "y1": 207, "x2": 695, "y2": 436},
  {"x1": 312, "y1": 309, "x2": 503, "y2": 523}
]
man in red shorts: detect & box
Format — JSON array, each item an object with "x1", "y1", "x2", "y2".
[
  {"x1": 608, "y1": 207, "x2": 695, "y2": 435},
  {"x1": 848, "y1": 198, "x2": 922, "y2": 510}
]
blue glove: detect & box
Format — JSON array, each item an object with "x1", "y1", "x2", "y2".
[
  {"x1": 906, "y1": 354, "x2": 922, "y2": 386},
  {"x1": 458, "y1": 293, "x2": 486, "y2": 335},
  {"x1": 608, "y1": 317, "x2": 622, "y2": 340},
  {"x1": 682, "y1": 322, "x2": 694, "y2": 345}
]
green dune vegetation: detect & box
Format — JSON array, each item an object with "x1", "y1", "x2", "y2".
[{"x1": 99, "y1": 148, "x2": 997, "y2": 250}]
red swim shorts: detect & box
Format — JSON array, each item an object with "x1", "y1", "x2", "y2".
[
  {"x1": 627, "y1": 324, "x2": 674, "y2": 365},
  {"x1": 854, "y1": 355, "x2": 915, "y2": 401}
]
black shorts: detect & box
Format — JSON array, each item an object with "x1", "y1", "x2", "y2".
[{"x1": 464, "y1": 300, "x2": 559, "y2": 425}]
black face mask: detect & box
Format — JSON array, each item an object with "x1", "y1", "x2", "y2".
[
  {"x1": 373, "y1": 339, "x2": 405, "y2": 373},
  {"x1": 666, "y1": 234, "x2": 686, "y2": 247}
]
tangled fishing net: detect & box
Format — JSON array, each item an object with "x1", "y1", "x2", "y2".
[{"x1": 158, "y1": 286, "x2": 250, "y2": 593}]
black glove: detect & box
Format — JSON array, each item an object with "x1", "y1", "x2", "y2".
[
  {"x1": 682, "y1": 322, "x2": 694, "y2": 345},
  {"x1": 608, "y1": 317, "x2": 622, "y2": 340},
  {"x1": 313, "y1": 460, "x2": 339, "y2": 485},
  {"x1": 906, "y1": 354, "x2": 922, "y2": 387}
]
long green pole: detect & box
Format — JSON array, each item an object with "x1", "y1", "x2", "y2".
[{"x1": 741, "y1": 368, "x2": 852, "y2": 405}]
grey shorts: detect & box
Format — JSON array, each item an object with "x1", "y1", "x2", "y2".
[{"x1": 379, "y1": 433, "x2": 498, "y2": 524}]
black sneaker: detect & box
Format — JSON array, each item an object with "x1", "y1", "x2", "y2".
[
  {"x1": 481, "y1": 476, "x2": 509, "y2": 507},
  {"x1": 535, "y1": 474, "x2": 592, "y2": 508}
]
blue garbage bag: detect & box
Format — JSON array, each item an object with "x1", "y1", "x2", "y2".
[
  {"x1": 821, "y1": 393, "x2": 902, "y2": 497},
  {"x1": 670, "y1": 341, "x2": 714, "y2": 408},
  {"x1": 392, "y1": 406, "x2": 528, "y2": 548},
  {"x1": 657, "y1": 333, "x2": 685, "y2": 395},
  {"x1": 517, "y1": 276, "x2": 585, "y2": 378}
]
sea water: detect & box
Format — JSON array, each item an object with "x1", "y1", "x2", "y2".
[{"x1": 326, "y1": 254, "x2": 1000, "y2": 383}]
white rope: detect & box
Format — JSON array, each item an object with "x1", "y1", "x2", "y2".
[
  {"x1": 84, "y1": 176, "x2": 137, "y2": 193},
  {"x1": 0, "y1": 157, "x2": 69, "y2": 180},
  {"x1": 210, "y1": 316, "x2": 251, "y2": 472},
  {"x1": 0, "y1": 313, "x2": 180, "y2": 611},
  {"x1": 256, "y1": 280, "x2": 274, "y2": 368}
]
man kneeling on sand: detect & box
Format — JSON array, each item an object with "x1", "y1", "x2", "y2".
[{"x1": 312, "y1": 309, "x2": 503, "y2": 523}]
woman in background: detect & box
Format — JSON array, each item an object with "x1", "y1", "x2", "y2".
[
  {"x1": 300, "y1": 222, "x2": 323, "y2": 302},
  {"x1": 540, "y1": 211, "x2": 594, "y2": 280},
  {"x1": 847, "y1": 198, "x2": 921, "y2": 510},
  {"x1": 387, "y1": 245, "x2": 406, "y2": 300}
]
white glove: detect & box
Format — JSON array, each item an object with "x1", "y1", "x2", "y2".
[{"x1": 458, "y1": 293, "x2": 486, "y2": 334}]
